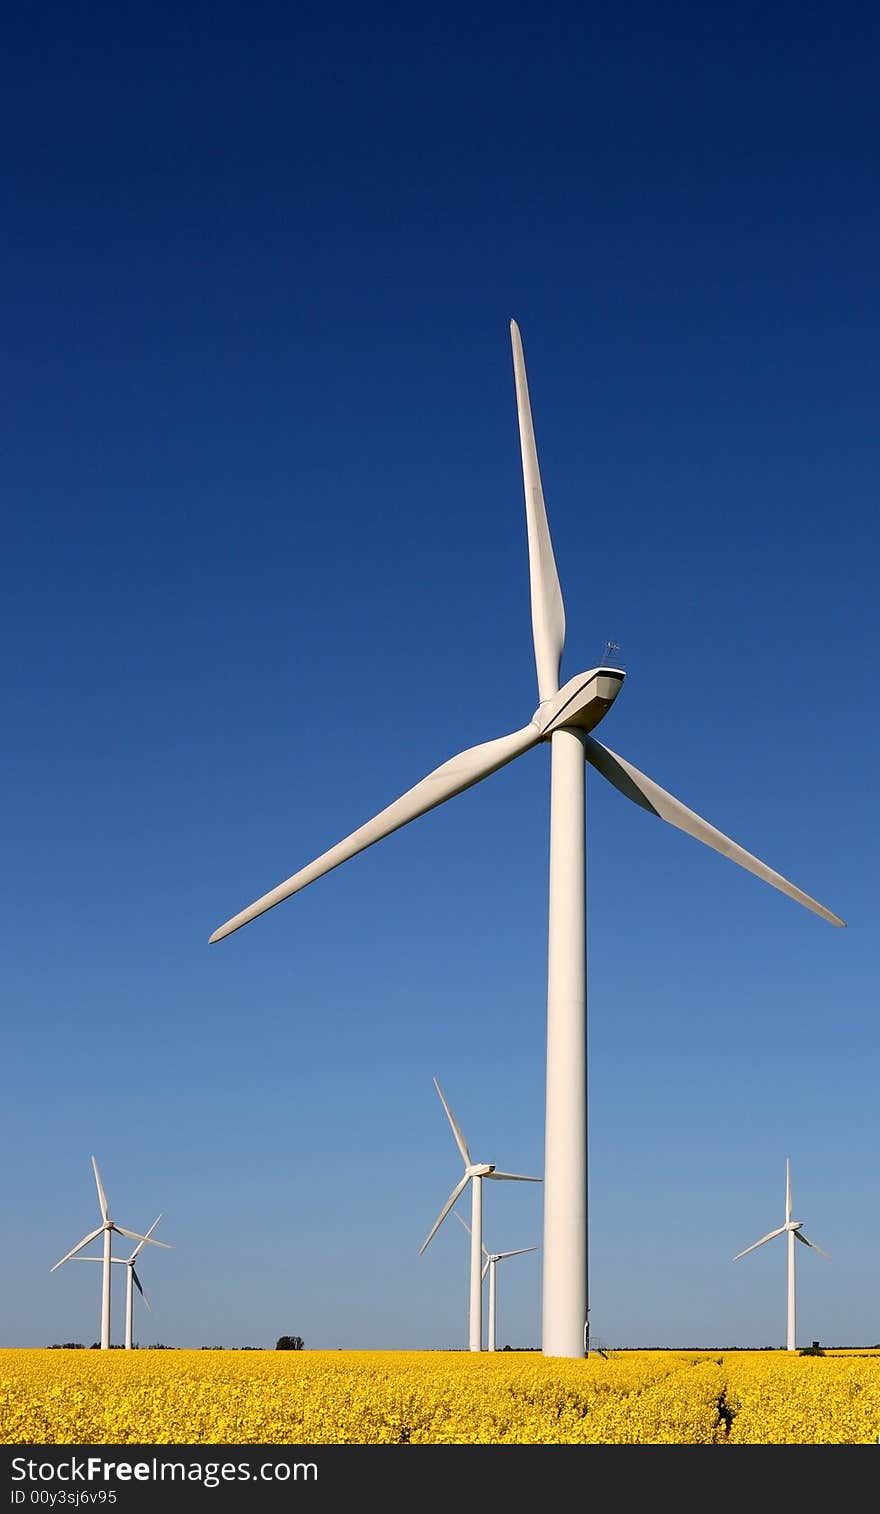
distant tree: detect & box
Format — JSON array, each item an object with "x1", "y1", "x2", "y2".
[{"x1": 276, "y1": 1335, "x2": 305, "y2": 1351}]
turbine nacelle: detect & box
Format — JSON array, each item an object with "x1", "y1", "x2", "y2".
[
  {"x1": 787, "y1": 1220, "x2": 804, "y2": 1232},
  {"x1": 466, "y1": 1163, "x2": 495, "y2": 1178},
  {"x1": 533, "y1": 668, "x2": 625, "y2": 738}
]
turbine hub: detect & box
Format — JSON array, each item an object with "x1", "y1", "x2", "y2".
[{"x1": 534, "y1": 667, "x2": 624, "y2": 738}]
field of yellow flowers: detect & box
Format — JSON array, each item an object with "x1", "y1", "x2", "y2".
[{"x1": 2, "y1": 1348, "x2": 879, "y2": 1444}]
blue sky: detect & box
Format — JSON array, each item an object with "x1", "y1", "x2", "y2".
[{"x1": 1, "y1": 1, "x2": 876, "y2": 1352}]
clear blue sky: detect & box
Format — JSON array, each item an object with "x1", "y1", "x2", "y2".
[{"x1": 2, "y1": 2, "x2": 876, "y2": 1352}]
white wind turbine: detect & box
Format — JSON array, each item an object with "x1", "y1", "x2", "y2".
[
  {"x1": 209, "y1": 320, "x2": 844, "y2": 1358},
  {"x1": 420, "y1": 1078, "x2": 540, "y2": 1352},
  {"x1": 457, "y1": 1213, "x2": 537, "y2": 1352},
  {"x1": 50, "y1": 1158, "x2": 170, "y2": 1349},
  {"x1": 72, "y1": 1217, "x2": 165, "y2": 1349},
  {"x1": 733, "y1": 1158, "x2": 829, "y2": 1351}
]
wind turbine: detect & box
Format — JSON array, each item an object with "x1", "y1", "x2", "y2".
[
  {"x1": 733, "y1": 1158, "x2": 829, "y2": 1351},
  {"x1": 72, "y1": 1217, "x2": 165, "y2": 1349},
  {"x1": 419, "y1": 1078, "x2": 540, "y2": 1352},
  {"x1": 457, "y1": 1212, "x2": 537, "y2": 1352},
  {"x1": 209, "y1": 320, "x2": 844, "y2": 1358},
  {"x1": 50, "y1": 1158, "x2": 170, "y2": 1349}
]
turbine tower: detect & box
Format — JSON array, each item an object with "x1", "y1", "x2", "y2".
[
  {"x1": 50, "y1": 1158, "x2": 169, "y2": 1349},
  {"x1": 733, "y1": 1158, "x2": 829, "y2": 1350},
  {"x1": 209, "y1": 321, "x2": 844, "y2": 1358},
  {"x1": 72, "y1": 1217, "x2": 165, "y2": 1349},
  {"x1": 420, "y1": 1078, "x2": 540, "y2": 1352},
  {"x1": 457, "y1": 1212, "x2": 537, "y2": 1352}
]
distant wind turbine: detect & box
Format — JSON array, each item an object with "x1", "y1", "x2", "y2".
[
  {"x1": 72, "y1": 1216, "x2": 165, "y2": 1349},
  {"x1": 733, "y1": 1158, "x2": 829, "y2": 1351},
  {"x1": 209, "y1": 320, "x2": 844, "y2": 1358},
  {"x1": 457, "y1": 1212, "x2": 537, "y2": 1352},
  {"x1": 50, "y1": 1158, "x2": 170, "y2": 1349},
  {"x1": 420, "y1": 1078, "x2": 540, "y2": 1352}
]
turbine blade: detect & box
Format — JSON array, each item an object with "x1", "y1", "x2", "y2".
[
  {"x1": 419, "y1": 1174, "x2": 470, "y2": 1255},
  {"x1": 129, "y1": 1215, "x2": 163, "y2": 1262},
  {"x1": 210, "y1": 722, "x2": 540, "y2": 943},
  {"x1": 132, "y1": 1268, "x2": 152, "y2": 1309},
  {"x1": 487, "y1": 1171, "x2": 542, "y2": 1182},
  {"x1": 795, "y1": 1232, "x2": 830, "y2": 1259},
  {"x1": 91, "y1": 1157, "x2": 109, "y2": 1222},
  {"x1": 433, "y1": 1078, "x2": 471, "y2": 1166},
  {"x1": 72, "y1": 1257, "x2": 127, "y2": 1265},
  {"x1": 112, "y1": 1226, "x2": 171, "y2": 1248},
  {"x1": 786, "y1": 1159, "x2": 792, "y2": 1223},
  {"x1": 510, "y1": 319, "x2": 565, "y2": 703},
  {"x1": 583, "y1": 737, "x2": 845, "y2": 927},
  {"x1": 496, "y1": 1246, "x2": 539, "y2": 1260},
  {"x1": 481, "y1": 1259, "x2": 490, "y2": 1282},
  {"x1": 732, "y1": 1225, "x2": 786, "y2": 1261},
  {"x1": 456, "y1": 1210, "x2": 490, "y2": 1256},
  {"x1": 50, "y1": 1226, "x2": 104, "y2": 1271},
  {"x1": 457, "y1": 1211, "x2": 490, "y2": 1259}
]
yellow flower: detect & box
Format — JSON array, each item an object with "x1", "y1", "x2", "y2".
[{"x1": 2, "y1": 1347, "x2": 878, "y2": 1445}]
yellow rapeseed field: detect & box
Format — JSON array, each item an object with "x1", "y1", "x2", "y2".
[{"x1": 2, "y1": 1348, "x2": 879, "y2": 1444}]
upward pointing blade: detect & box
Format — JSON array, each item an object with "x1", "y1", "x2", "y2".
[
  {"x1": 583, "y1": 737, "x2": 845, "y2": 927},
  {"x1": 732, "y1": 1225, "x2": 786, "y2": 1261},
  {"x1": 786, "y1": 1160, "x2": 792, "y2": 1224},
  {"x1": 128, "y1": 1216, "x2": 163, "y2": 1263},
  {"x1": 433, "y1": 1079, "x2": 471, "y2": 1166},
  {"x1": 456, "y1": 1210, "x2": 489, "y2": 1257},
  {"x1": 510, "y1": 319, "x2": 566, "y2": 704},
  {"x1": 91, "y1": 1157, "x2": 109, "y2": 1222},
  {"x1": 210, "y1": 722, "x2": 540, "y2": 943}
]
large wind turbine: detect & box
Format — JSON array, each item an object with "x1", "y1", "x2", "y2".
[
  {"x1": 209, "y1": 321, "x2": 844, "y2": 1358},
  {"x1": 73, "y1": 1217, "x2": 165, "y2": 1349},
  {"x1": 50, "y1": 1158, "x2": 169, "y2": 1349},
  {"x1": 420, "y1": 1078, "x2": 540, "y2": 1352},
  {"x1": 457, "y1": 1213, "x2": 537, "y2": 1352},
  {"x1": 733, "y1": 1159, "x2": 829, "y2": 1351}
]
